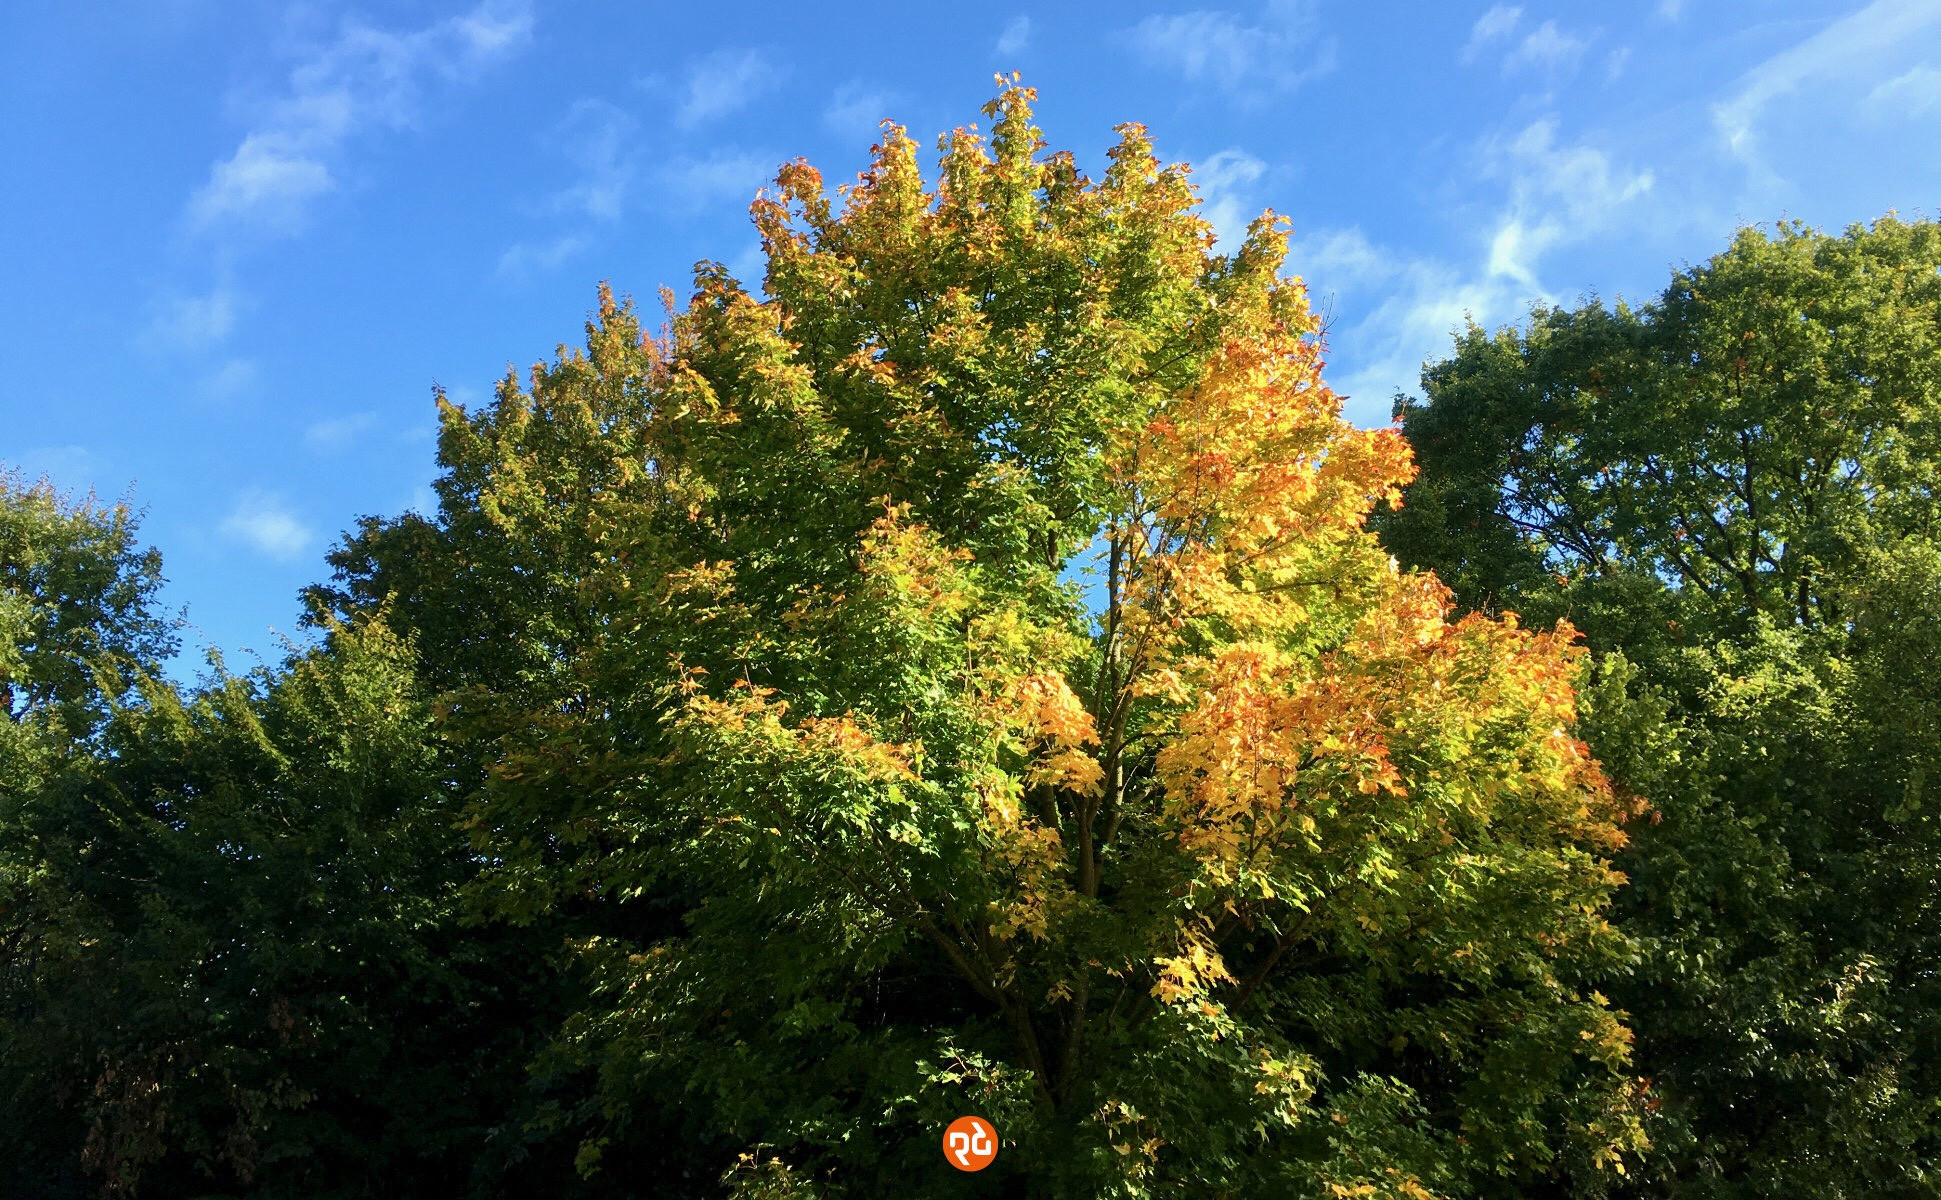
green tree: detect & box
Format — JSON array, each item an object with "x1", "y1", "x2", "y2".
[
  {"x1": 1383, "y1": 216, "x2": 1941, "y2": 1196},
  {"x1": 1383, "y1": 218, "x2": 1941, "y2": 648},
  {"x1": 1, "y1": 477, "x2": 588, "y2": 1198},
  {"x1": 320, "y1": 82, "x2": 1647, "y2": 1198},
  {"x1": 1, "y1": 473, "x2": 176, "y2": 735}
]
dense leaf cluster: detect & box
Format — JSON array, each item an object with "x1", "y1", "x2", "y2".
[
  {"x1": 3, "y1": 89, "x2": 1936, "y2": 1199},
  {"x1": 1382, "y1": 215, "x2": 1941, "y2": 1196}
]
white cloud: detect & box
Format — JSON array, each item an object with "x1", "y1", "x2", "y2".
[
  {"x1": 1605, "y1": 47, "x2": 1632, "y2": 84},
  {"x1": 1292, "y1": 227, "x2": 1398, "y2": 295},
  {"x1": 825, "y1": 82, "x2": 896, "y2": 143},
  {"x1": 1463, "y1": 10, "x2": 1587, "y2": 79},
  {"x1": 1462, "y1": 5, "x2": 1520, "y2": 63},
  {"x1": 1658, "y1": 0, "x2": 1685, "y2": 19},
  {"x1": 996, "y1": 15, "x2": 1031, "y2": 58},
  {"x1": 1296, "y1": 231, "x2": 1524, "y2": 424},
  {"x1": 548, "y1": 99, "x2": 637, "y2": 222},
  {"x1": 657, "y1": 151, "x2": 777, "y2": 214},
  {"x1": 496, "y1": 99, "x2": 638, "y2": 279},
  {"x1": 439, "y1": 382, "x2": 484, "y2": 410},
  {"x1": 303, "y1": 413, "x2": 377, "y2": 452},
  {"x1": 1867, "y1": 63, "x2": 1941, "y2": 120},
  {"x1": 496, "y1": 234, "x2": 588, "y2": 279},
  {"x1": 147, "y1": 283, "x2": 239, "y2": 350},
  {"x1": 221, "y1": 490, "x2": 313, "y2": 560},
  {"x1": 1290, "y1": 122, "x2": 1655, "y2": 425},
  {"x1": 1126, "y1": 1, "x2": 1336, "y2": 99},
  {"x1": 1485, "y1": 220, "x2": 1551, "y2": 289},
  {"x1": 676, "y1": 48, "x2": 778, "y2": 128},
  {"x1": 202, "y1": 358, "x2": 259, "y2": 400},
  {"x1": 194, "y1": 135, "x2": 333, "y2": 228},
  {"x1": 189, "y1": 1, "x2": 532, "y2": 230},
  {"x1": 1192, "y1": 148, "x2": 1268, "y2": 251},
  {"x1": 447, "y1": 4, "x2": 531, "y2": 56},
  {"x1": 1714, "y1": 0, "x2": 1941, "y2": 169},
  {"x1": 1504, "y1": 20, "x2": 1587, "y2": 77},
  {"x1": 1482, "y1": 118, "x2": 1653, "y2": 287},
  {"x1": 727, "y1": 240, "x2": 768, "y2": 291},
  {"x1": 4, "y1": 445, "x2": 98, "y2": 494}
]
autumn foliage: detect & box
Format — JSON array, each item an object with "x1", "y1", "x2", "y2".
[
  {"x1": 329, "y1": 80, "x2": 1652, "y2": 1197},
  {"x1": 3, "y1": 82, "x2": 1667, "y2": 1200}
]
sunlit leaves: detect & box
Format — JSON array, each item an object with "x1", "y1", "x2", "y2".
[
  {"x1": 311, "y1": 80, "x2": 1650, "y2": 1197},
  {"x1": 1387, "y1": 216, "x2": 1941, "y2": 1198}
]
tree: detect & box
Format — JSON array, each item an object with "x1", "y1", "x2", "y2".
[
  {"x1": 0, "y1": 474, "x2": 177, "y2": 1198},
  {"x1": 1383, "y1": 216, "x2": 1941, "y2": 1196},
  {"x1": 1, "y1": 477, "x2": 588, "y2": 1198},
  {"x1": 1382, "y1": 217, "x2": 1941, "y2": 650},
  {"x1": 1, "y1": 472, "x2": 176, "y2": 735},
  {"x1": 320, "y1": 81, "x2": 1647, "y2": 1197}
]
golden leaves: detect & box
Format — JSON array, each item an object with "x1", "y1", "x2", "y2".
[
  {"x1": 998, "y1": 671, "x2": 1098, "y2": 746},
  {"x1": 682, "y1": 685, "x2": 916, "y2": 785},
  {"x1": 856, "y1": 502, "x2": 975, "y2": 623},
  {"x1": 1151, "y1": 920, "x2": 1236, "y2": 1005},
  {"x1": 992, "y1": 672, "x2": 1103, "y2": 796},
  {"x1": 973, "y1": 770, "x2": 1065, "y2": 942},
  {"x1": 798, "y1": 714, "x2": 918, "y2": 781},
  {"x1": 1153, "y1": 637, "x2": 1411, "y2": 880}
]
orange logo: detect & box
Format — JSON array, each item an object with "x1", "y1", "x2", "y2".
[{"x1": 942, "y1": 1115, "x2": 998, "y2": 1171}]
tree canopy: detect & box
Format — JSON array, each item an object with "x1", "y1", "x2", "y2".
[
  {"x1": 306, "y1": 81, "x2": 1645, "y2": 1197},
  {"x1": 1383, "y1": 215, "x2": 1941, "y2": 1197},
  {"x1": 1, "y1": 475, "x2": 175, "y2": 735},
  {"x1": 3, "y1": 478, "x2": 584, "y2": 1198},
  {"x1": 9, "y1": 85, "x2": 1937, "y2": 1200},
  {"x1": 1382, "y1": 217, "x2": 1941, "y2": 644}
]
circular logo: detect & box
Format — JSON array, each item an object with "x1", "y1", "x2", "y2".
[{"x1": 942, "y1": 1115, "x2": 999, "y2": 1171}]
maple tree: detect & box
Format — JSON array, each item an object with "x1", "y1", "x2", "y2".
[{"x1": 308, "y1": 81, "x2": 1648, "y2": 1197}]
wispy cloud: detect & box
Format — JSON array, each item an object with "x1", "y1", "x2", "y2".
[
  {"x1": 496, "y1": 99, "x2": 640, "y2": 281},
  {"x1": 1293, "y1": 227, "x2": 1396, "y2": 297},
  {"x1": 727, "y1": 240, "x2": 768, "y2": 291},
  {"x1": 1504, "y1": 20, "x2": 1587, "y2": 77},
  {"x1": 676, "y1": 48, "x2": 779, "y2": 129},
  {"x1": 1125, "y1": 1, "x2": 1336, "y2": 100},
  {"x1": 1292, "y1": 122, "x2": 1654, "y2": 423},
  {"x1": 4, "y1": 445, "x2": 98, "y2": 494},
  {"x1": 145, "y1": 282, "x2": 239, "y2": 351},
  {"x1": 1462, "y1": 8, "x2": 1587, "y2": 78},
  {"x1": 1865, "y1": 62, "x2": 1941, "y2": 121},
  {"x1": 188, "y1": 1, "x2": 531, "y2": 231},
  {"x1": 194, "y1": 137, "x2": 334, "y2": 230},
  {"x1": 1192, "y1": 148, "x2": 1269, "y2": 251},
  {"x1": 496, "y1": 234, "x2": 588, "y2": 279},
  {"x1": 1294, "y1": 226, "x2": 1523, "y2": 423},
  {"x1": 221, "y1": 489, "x2": 313, "y2": 560},
  {"x1": 825, "y1": 82, "x2": 896, "y2": 143},
  {"x1": 1462, "y1": 5, "x2": 1520, "y2": 64},
  {"x1": 303, "y1": 413, "x2": 377, "y2": 453},
  {"x1": 1714, "y1": 0, "x2": 1941, "y2": 170},
  {"x1": 996, "y1": 16, "x2": 1031, "y2": 58},
  {"x1": 202, "y1": 358, "x2": 260, "y2": 401},
  {"x1": 1482, "y1": 118, "x2": 1653, "y2": 288},
  {"x1": 657, "y1": 150, "x2": 777, "y2": 214},
  {"x1": 548, "y1": 99, "x2": 638, "y2": 222}
]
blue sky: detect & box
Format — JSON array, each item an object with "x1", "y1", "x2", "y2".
[{"x1": 4, "y1": 0, "x2": 1938, "y2": 670}]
